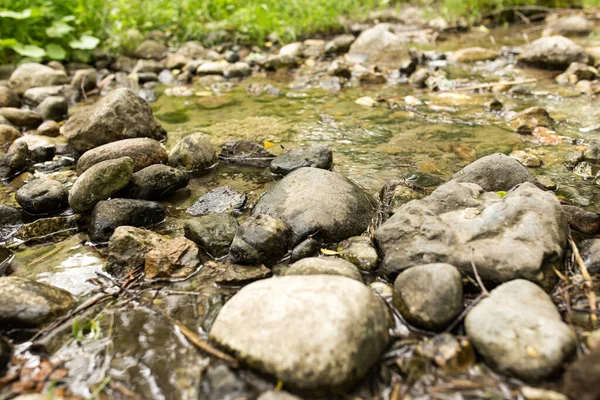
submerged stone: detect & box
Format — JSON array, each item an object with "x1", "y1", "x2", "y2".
[
  {"x1": 184, "y1": 213, "x2": 239, "y2": 258},
  {"x1": 187, "y1": 186, "x2": 246, "y2": 216}
]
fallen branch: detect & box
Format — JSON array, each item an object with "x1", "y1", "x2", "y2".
[
  {"x1": 568, "y1": 236, "x2": 598, "y2": 327},
  {"x1": 470, "y1": 248, "x2": 489, "y2": 296}
]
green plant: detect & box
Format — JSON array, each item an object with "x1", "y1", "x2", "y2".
[{"x1": 72, "y1": 316, "x2": 102, "y2": 341}]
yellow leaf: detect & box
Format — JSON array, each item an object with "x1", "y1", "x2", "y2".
[
  {"x1": 526, "y1": 346, "x2": 538, "y2": 357},
  {"x1": 320, "y1": 248, "x2": 340, "y2": 256},
  {"x1": 275, "y1": 380, "x2": 283, "y2": 391},
  {"x1": 264, "y1": 141, "x2": 275, "y2": 149}
]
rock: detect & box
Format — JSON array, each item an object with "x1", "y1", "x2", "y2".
[
  {"x1": 0, "y1": 141, "x2": 28, "y2": 179},
  {"x1": 537, "y1": 175, "x2": 557, "y2": 191},
  {"x1": 0, "y1": 205, "x2": 23, "y2": 241},
  {"x1": 199, "y1": 364, "x2": 254, "y2": 400},
  {"x1": 379, "y1": 179, "x2": 427, "y2": 213},
  {"x1": 486, "y1": 98, "x2": 503, "y2": 111},
  {"x1": 337, "y1": 236, "x2": 378, "y2": 272},
  {"x1": 563, "y1": 347, "x2": 600, "y2": 400},
  {"x1": 210, "y1": 275, "x2": 389, "y2": 392},
  {"x1": 0, "y1": 108, "x2": 43, "y2": 128},
  {"x1": 347, "y1": 24, "x2": 410, "y2": 66},
  {"x1": 0, "y1": 335, "x2": 11, "y2": 372},
  {"x1": 168, "y1": 132, "x2": 217, "y2": 173},
  {"x1": 76, "y1": 138, "x2": 168, "y2": 173},
  {"x1": 36, "y1": 96, "x2": 68, "y2": 121},
  {"x1": 393, "y1": 263, "x2": 463, "y2": 331},
  {"x1": 262, "y1": 54, "x2": 301, "y2": 70},
  {"x1": 89, "y1": 198, "x2": 165, "y2": 243},
  {"x1": 270, "y1": 145, "x2": 333, "y2": 176},
  {"x1": 113, "y1": 55, "x2": 137, "y2": 73},
  {"x1": 176, "y1": 41, "x2": 207, "y2": 59},
  {"x1": 355, "y1": 96, "x2": 377, "y2": 107},
  {"x1": 71, "y1": 69, "x2": 97, "y2": 92},
  {"x1": 253, "y1": 168, "x2": 377, "y2": 245},
  {"x1": 451, "y1": 47, "x2": 500, "y2": 63},
  {"x1": 564, "y1": 151, "x2": 583, "y2": 169},
  {"x1": 521, "y1": 387, "x2": 567, "y2": 400},
  {"x1": 409, "y1": 68, "x2": 429, "y2": 87},
  {"x1": 0, "y1": 87, "x2": 19, "y2": 108},
  {"x1": 325, "y1": 34, "x2": 356, "y2": 55},
  {"x1": 465, "y1": 280, "x2": 576, "y2": 380},
  {"x1": 229, "y1": 214, "x2": 292, "y2": 266},
  {"x1": 165, "y1": 53, "x2": 190, "y2": 70},
  {"x1": 187, "y1": 186, "x2": 246, "y2": 216},
  {"x1": 0, "y1": 276, "x2": 75, "y2": 330},
  {"x1": 16, "y1": 179, "x2": 68, "y2": 215},
  {"x1": 257, "y1": 390, "x2": 301, "y2": 400},
  {"x1": 563, "y1": 205, "x2": 600, "y2": 235},
  {"x1": 375, "y1": 182, "x2": 567, "y2": 288},
  {"x1": 23, "y1": 86, "x2": 65, "y2": 106},
  {"x1": 145, "y1": 237, "x2": 199, "y2": 279},
  {"x1": 451, "y1": 153, "x2": 540, "y2": 191},
  {"x1": 69, "y1": 157, "x2": 134, "y2": 214},
  {"x1": 290, "y1": 238, "x2": 320, "y2": 262},
  {"x1": 556, "y1": 62, "x2": 599, "y2": 84},
  {"x1": 0, "y1": 125, "x2": 20, "y2": 148},
  {"x1": 106, "y1": 226, "x2": 160, "y2": 277},
  {"x1": 8, "y1": 63, "x2": 69, "y2": 94},
  {"x1": 543, "y1": 15, "x2": 593, "y2": 37},
  {"x1": 224, "y1": 62, "x2": 252, "y2": 78},
  {"x1": 184, "y1": 213, "x2": 239, "y2": 257},
  {"x1": 16, "y1": 215, "x2": 78, "y2": 243},
  {"x1": 133, "y1": 40, "x2": 168, "y2": 60},
  {"x1": 286, "y1": 257, "x2": 363, "y2": 281},
  {"x1": 120, "y1": 164, "x2": 188, "y2": 200},
  {"x1": 510, "y1": 107, "x2": 555, "y2": 134},
  {"x1": 510, "y1": 150, "x2": 543, "y2": 167},
  {"x1": 36, "y1": 120, "x2": 60, "y2": 137},
  {"x1": 578, "y1": 239, "x2": 600, "y2": 274},
  {"x1": 279, "y1": 42, "x2": 303, "y2": 58},
  {"x1": 219, "y1": 140, "x2": 275, "y2": 167},
  {"x1": 197, "y1": 61, "x2": 230, "y2": 76},
  {"x1": 60, "y1": 88, "x2": 167, "y2": 152},
  {"x1": 302, "y1": 39, "x2": 326, "y2": 58},
  {"x1": 517, "y1": 35, "x2": 592, "y2": 69},
  {"x1": 132, "y1": 59, "x2": 162, "y2": 74}
]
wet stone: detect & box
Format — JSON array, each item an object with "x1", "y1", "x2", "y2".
[
  {"x1": 8, "y1": 63, "x2": 69, "y2": 95},
  {"x1": 509, "y1": 107, "x2": 555, "y2": 134},
  {"x1": 285, "y1": 257, "x2": 363, "y2": 282},
  {"x1": 187, "y1": 186, "x2": 246, "y2": 216},
  {"x1": 0, "y1": 335, "x2": 11, "y2": 373},
  {"x1": 563, "y1": 347, "x2": 600, "y2": 400},
  {"x1": 71, "y1": 68, "x2": 97, "y2": 92},
  {"x1": 510, "y1": 150, "x2": 543, "y2": 168},
  {"x1": 16, "y1": 179, "x2": 68, "y2": 215},
  {"x1": 199, "y1": 364, "x2": 255, "y2": 400},
  {"x1": 0, "y1": 125, "x2": 21, "y2": 148},
  {"x1": 36, "y1": 120, "x2": 60, "y2": 137},
  {"x1": 517, "y1": 35, "x2": 592, "y2": 69},
  {"x1": 337, "y1": 236, "x2": 378, "y2": 272},
  {"x1": 0, "y1": 276, "x2": 75, "y2": 330},
  {"x1": 145, "y1": 237, "x2": 200, "y2": 279},
  {"x1": 578, "y1": 239, "x2": 600, "y2": 274},
  {"x1": 380, "y1": 179, "x2": 427, "y2": 213},
  {"x1": 168, "y1": 132, "x2": 218, "y2": 173},
  {"x1": 0, "y1": 141, "x2": 29, "y2": 179},
  {"x1": 289, "y1": 238, "x2": 320, "y2": 262},
  {"x1": 563, "y1": 205, "x2": 600, "y2": 235},
  {"x1": 393, "y1": 263, "x2": 463, "y2": 331},
  {"x1": 219, "y1": 140, "x2": 275, "y2": 167},
  {"x1": 184, "y1": 213, "x2": 239, "y2": 258},
  {"x1": 0, "y1": 87, "x2": 19, "y2": 108},
  {"x1": 573, "y1": 161, "x2": 597, "y2": 179},
  {"x1": 36, "y1": 96, "x2": 68, "y2": 121},
  {"x1": 0, "y1": 205, "x2": 23, "y2": 241},
  {"x1": 451, "y1": 47, "x2": 500, "y2": 63},
  {"x1": 324, "y1": 34, "x2": 356, "y2": 55},
  {"x1": 269, "y1": 144, "x2": 333, "y2": 176},
  {"x1": 16, "y1": 215, "x2": 79, "y2": 243},
  {"x1": 120, "y1": 164, "x2": 189, "y2": 200},
  {"x1": 0, "y1": 108, "x2": 43, "y2": 129},
  {"x1": 206, "y1": 261, "x2": 272, "y2": 285},
  {"x1": 230, "y1": 214, "x2": 292, "y2": 266},
  {"x1": 76, "y1": 138, "x2": 168, "y2": 174}
]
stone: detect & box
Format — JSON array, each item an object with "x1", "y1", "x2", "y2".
[
  {"x1": 262, "y1": 55, "x2": 300, "y2": 70},
  {"x1": 76, "y1": 138, "x2": 168, "y2": 173},
  {"x1": 510, "y1": 150, "x2": 543, "y2": 167},
  {"x1": 563, "y1": 205, "x2": 600, "y2": 235},
  {"x1": 0, "y1": 335, "x2": 11, "y2": 372},
  {"x1": 0, "y1": 125, "x2": 20, "y2": 148},
  {"x1": 556, "y1": 62, "x2": 599, "y2": 84},
  {"x1": 325, "y1": 34, "x2": 356, "y2": 55},
  {"x1": 517, "y1": 36, "x2": 592, "y2": 69},
  {"x1": 36, "y1": 120, "x2": 60, "y2": 137},
  {"x1": 269, "y1": 145, "x2": 333, "y2": 176},
  {"x1": 0, "y1": 87, "x2": 19, "y2": 108},
  {"x1": 347, "y1": 24, "x2": 410, "y2": 66},
  {"x1": 120, "y1": 164, "x2": 188, "y2": 200},
  {"x1": 415, "y1": 334, "x2": 475, "y2": 373},
  {"x1": 187, "y1": 186, "x2": 246, "y2": 216},
  {"x1": 165, "y1": 53, "x2": 190, "y2": 70},
  {"x1": 563, "y1": 347, "x2": 600, "y2": 400},
  {"x1": 253, "y1": 168, "x2": 377, "y2": 245},
  {"x1": 199, "y1": 364, "x2": 254, "y2": 400},
  {"x1": 106, "y1": 226, "x2": 160, "y2": 277},
  {"x1": 145, "y1": 237, "x2": 200, "y2": 279},
  {"x1": 0, "y1": 141, "x2": 28, "y2": 179},
  {"x1": 36, "y1": 96, "x2": 68, "y2": 121},
  {"x1": 15, "y1": 216, "x2": 78, "y2": 243},
  {"x1": 23, "y1": 86, "x2": 64, "y2": 106},
  {"x1": 337, "y1": 236, "x2": 378, "y2": 271},
  {"x1": 451, "y1": 153, "x2": 540, "y2": 191},
  {"x1": 219, "y1": 140, "x2": 275, "y2": 167},
  {"x1": 132, "y1": 59, "x2": 163, "y2": 74},
  {"x1": 89, "y1": 199, "x2": 165, "y2": 243},
  {"x1": 69, "y1": 157, "x2": 134, "y2": 214},
  {"x1": 451, "y1": 47, "x2": 500, "y2": 63},
  {"x1": 289, "y1": 238, "x2": 320, "y2": 262},
  {"x1": 168, "y1": 132, "x2": 218, "y2": 173},
  {"x1": 286, "y1": 257, "x2": 363, "y2": 282},
  {"x1": 578, "y1": 239, "x2": 600, "y2": 274},
  {"x1": 224, "y1": 62, "x2": 252, "y2": 78},
  {"x1": 8, "y1": 63, "x2": 69, "y2": 94},
  {"x1": 0, "y1": 108, "x2": 43, "y2": 128},
  {"x1": 60, "y1": 88, "x2": 167, "y2": 152},
  {"x1": 0, "y1": 205, "x2": 23, "y2": 241},
  {"x1": 133, "y1": 40, "x2": 168, "y2": 60},
  {"x1": 196, "y1": 61, "x2": 230, "y2": 76},
  {"x1": 257, "y1": 390, "x2": 301, "y2": 400},
  {"x1": 184, "y1": 213, "x2": 239, "y2": 258},
  {"x1": 543, "y1": 15, "x2": 593, "y2": 37},
  {"x1": 379, "y1": 179, "x2": 427, "y2": 213},
  {"x1": 209, "y1": 275, "x2": 390, "y2": 393},
  {"x1": 302, "y1": 39, "x2": 326, "y2": 58},
  {"x1": 393, "y1": 263, "x2": 463, "y2": 331},
  {"x1": 176, "y1": 41, "x2": 207, "y2": 59},
  {"x1": 465, "y1": 280, "x2": 576, "y2": 381},
  {"x1": 229, "y1": 214, "x2": 292, "y2": 266},
  {"x1": 510, "y1": 107, "x2": 555, "y2": 134},
  {"x1": 375, "y1": 182, "x2": 567, "y2": 289},
  {"x1": 409, "y1": 68, "x2": 429, "y2": 87},
  {"x1": 113, "y1": 55, "x2": 137, "y2": 73},
  {"x1": 521, "y1": 387, "x2": 568, "y2": 400},
  {"x1": 16, "y1": 179, "x2": 68, "y2": 215},
  {"x1": 0, "y1": 276, "x2": 75, "y2": 330},
  {"x1": 71, "y1": 69, "x2": 97, "y2": 92}
]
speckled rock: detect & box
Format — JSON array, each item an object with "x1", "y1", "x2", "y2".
[
  {"x1": 337, "y1": 236, "x2": 378, "y2": 271},
  {"x1": 187, "y1": 186, "x2": 246, "y2": 216}
]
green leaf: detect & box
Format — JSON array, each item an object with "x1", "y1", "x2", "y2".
[
  {"x1": 46, "y1": 43, "x2": 66, "y2": 60},
  {"x1": 11, "y1": 43, "x2": 45, "y2": 58},
  {"x1": 61, "y1": 15, "x2": 76, "y2": 22},
  {"x1": 46, "y1": 21, "x2": 74, "y2": 38},
  {"x1": 0, "y1": 8, "x2": 32, "y2": 19},
  {"x1": 69, "y1": 34, "x2": 100, "y2": 50},
  {"x1": 0, "y1": 38, "x2": 18, "y2": 48}
]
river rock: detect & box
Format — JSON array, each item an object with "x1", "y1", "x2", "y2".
[
  {"x1": 15, "y1": 215, "x2": 78, "y2": 243},
  {"x1": 509, "y1": 107, "x2": 555, "y2": 134},
  {"x1": 229, "y1": 214, "x2": 292, "y2": 266},
  {"x1": 451, "y1": 47, "x2": 500, "y2": 63},
  {"x1": 176, "y1": 40, "x2": 207, "y2": 59},
  {"x1": 120, "y1": 164, "x2": 188, "y2": 200},
  {"x1": 224, "y1": 62, "x2": 252, "y2": 78},
  {"x1": 209, "y1": 275, "x2": 390, "y2": 393},
  {"x1": 0, "y1": 125, "x2": 20, "y2": 148},
  {"x1": 197, "y1": 61, "x2": 229, "y2": 76},
  {"x1": 145, "y1": 237, "x2": 200, "y2": 279},
  {"x1": 184, "y1": 213, "x2": 239, "y2": 257},
  {"x1": 8, "y1": 63, "x2": 69, "y2": 95},
  {"x1": 347, "y1": 24, "x2": 409, "y2": 66},
  {"x1": 253, "y1": 168, "x2": 377, "y2": 244},
  {"x1": 36, "y1": 96, "x2": 68, "y2": 121},
  {"x1": 36, "y1": 120, "x2": 60, "y2": 137},
  {"x1": 325, "y1": 34, "x2": 356, "y2": 55},
  {"x1": 0, "y1": 276, "x2": 75, "y2": 330},
  {"x1": 0, "y1": 205, "x2": 23, "y2": 241},
  {"x1": 517, "y1": 36, "x2": 592, "y2": 69},
  {"x1": 132, "y1": 59, "x2": 162, "y2": 74},
  {"x1": 510, "y1": 150, "x2": 543, "y2": 167},
  {"x1": 0, "y1": 87, "x2": 19, "y2": 108},
  {"x1": 337, "y1": 236, "x2": 378, "y2": 271},
  {"x1": 556, "y1": 62, "x2": 599, "y2": 84},
  {"x1": 465, "y1": 279, "x2": 576, "y2": 381},
  {"x1": 69, "y1": 157, "x2": 134, "y2": 213},
  {"x1": 187, "y1": 186, "x2": 246, "y2": 216},
  {"x1": 60, "y1": 88, "x2": 167, "y2": 152},
  {"x1": 543, "y1": 15, "x2": 593, "y2": 37},
  {"x1": 76, "y1": 138, "x2": 168, "y2": 173},
  {"x1": 375, "y1": 181, "x2": 567, "y2": 288},
  {"x1": 219, "y1": 140, "x2": 275, "y2": 167},
  {"x1": 106, "y1": 226, "x2": 161, "y2": 277},
  {"x1": 563, "y1": 205, "x2": 600, "y2": 235},
  {"x1": 71, "y1": 68, "x2": 97, "y2": 92},
  {"x1": 286, "y1": 257, "x2": 363, "y2": 281},
  {"x1": 168, "y1": 132, "x2": 218, "y2": 173},
  {"x1": 0, "y1": 141, "x2": 28, "y2": 179},
  {"x1": 393, "y1": 263, "x2": 463, "y2": 331},
  {"x1": 133, "y1": 40, "x2": 167, "y2": 60},
  {"x1": 0, "y1": 108, "x2": 43, "y2": 128},
  {"x1": 200, "y1": 364, "x2": 254, "y2": 400},
  {"x1": 563, "y1": 346, "x2": 600, "y2": 400},
  {"x1": 269, "y1": 145, "x2": 333, "y2": 176},
  {"x1": 89, "y1": 199, "x2": 165, "y2": 243},
  {"x1": 578, "y1": 239, "x2": 600, "y2": 274},
  {"x1": 451, "y1": 153, "x2": 539, "y2": 191},
  {"x1": 290, "y1": 238, "x2": 320, "y2": 262},
  {"x1": 22, "y1": 86, "x2": 64, "y2": 106},
  {"x1": 258, "y1": 391, "x2": 301, "y2": 400},
  {"x1": 16, "y1": 179, "x2": 68, "y2": 215}
]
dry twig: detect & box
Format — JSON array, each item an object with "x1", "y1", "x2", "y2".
[{"x1": 568, "y1": 236, "x2": 598, "y2": 327}]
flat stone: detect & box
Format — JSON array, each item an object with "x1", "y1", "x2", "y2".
[
  {"x1": 285, "y1": 257, "x2": 363, "y2": 281},
  {"x1": 187, "y1": 186, "x2": 246, "y2": 216},
  {"x1": 219, "y1": 140, "x2": 275, "y2": 167},
  {"x1": 517, "y1": 35, "x2": 592, "y2": 69},
  {"x1": 16, "y1": 216, "x2": 78, "y2": 243},
  {"x1": 451, "y1": 47, "x2": 500, "y2": 63},
  {"x1": 0, "y1": 108, "x2": 43, "y2": 129},
  {"x1": 269, "y1": 145, "x2": 333, "y2": 176}
]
